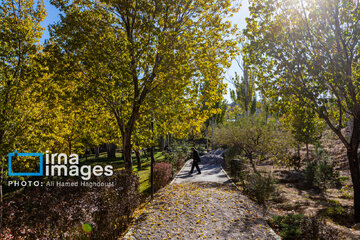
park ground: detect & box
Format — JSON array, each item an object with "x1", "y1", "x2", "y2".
[
  {"x1": 123, "y1": 153, "x2": 279, "y2": 239},
  {"x1": 123, "y1": 137, "x2": 360, "y2": 240},
  {"x1": 233, "y1": 130, "x2": 360, "y2": 239}
]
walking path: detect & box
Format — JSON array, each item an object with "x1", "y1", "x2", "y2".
[
  {"x1": 172, "y1": 153, "x2": 229, "y2": 184},
  {"x1": 123, "y1": 151, "x2": 279, "y2": 240}
]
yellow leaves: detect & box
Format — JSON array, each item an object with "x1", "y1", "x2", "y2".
[{"x1": 128, "y1": 182, "x2": 273, "y2": 239}]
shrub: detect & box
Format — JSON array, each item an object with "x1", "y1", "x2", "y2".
[
  {"x1": 163, "y1": 140, "x2": 189, "y2": 174},
  {"x1": 92, "y1": 171, "x2": 140, "y2": 239},
  {"x1": 230, "y1": 158, "x2": 247, "y2": 183},
  {"x1": 316, "y1": 158, "x2": 339, "y2": 189},
  {"x1": 244, "y1": 173, "x2": 276, "y2": 204},
  {"x1": 213, "y1": 117, "x2": 294, "y2": 174},
  {"x1": 270, "y1": 214, "x2": 303, "y2": 239},
  {"x1": 304, "y1": 144, "x2": 339, "y2": 190},
  {"x1": 319, "y1": 201, "x2": 353, "y2": 226},
  {"x1": 300, "y1": 215, "x2": 340, "y2": 240},
  {"x1": 340, "y1": 184, "x2": 352, "y2": 199},
  {"x1": 153, "y1": 162, "x2": 172, "y2": 191},
  {"x1": 270, "y1": 214, "x2": 340, "y2": 240},
  {"x1": 288, "y1": 154, "x2": 301, "y2": 171},
  {"x1": 304, "y1": 160, "x2": 317, "y2": 188},
  {"x1": 0, "y1": 170, "x2": 140, "y2": 239}
]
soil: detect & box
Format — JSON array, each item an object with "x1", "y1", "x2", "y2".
[{"x1": 251, "y1": 129, "x2": 360, "y2": 239}]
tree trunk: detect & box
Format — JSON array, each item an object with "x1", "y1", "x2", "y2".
[
  {"x1": 297, "y1": 144, "x2": 301, "y2": 159},
  {"x1": 167, "y1": 134, "x2": 172, "y2": 147},
  {"x1": 135, "y1": 150, "x2": 142, "y2": 171},
  {"x1": 206, "y1": 126, "x2": 209, "y2": 150},
  {"x1": 265, "y1": 106, "x2": 269, "y2": 124},
  {"x1": 243, "y1": 62, "x2": 249, "y2": 116},
  {"x1": 159, "y1": 136, "x2": 165, "y2": 151},
  {"x1": 0, "y1": 155, "x2": 4, "y2": 227},
  {"x1": 150, "y1": 145, "x2": 155, "y2": 198},
  {"x1": 348, "y1": 148, "x2": 360, "y2": 223},
  {"x1": 306, "y1": 143, "x2": 309, "y2": 161},
  {"x1": 211, "y1": 117, "x2": 215, "y2": 150},
  {"x1": 150, "y1": 121, "x2": 155, "y2": 198},
  {"x1": 345, "y1": 114, "x2": 353, "y2": 138},
  {"x1": 0, "y1": 183, "x2": 2, "y2": 227},
  {"x1": 347, "y1": 117, "x2": 360, "y2": 223},
  {"x1": 122, "y1": 132, "x2": 133, "y2": 171},
  {"x1": 95, "y1": 147, "x2": 99, "y2": 159},
  {"x1": 249, "y1": 155, "x2": 260, "y2": 176},
  {"x1": 106, "y1": 143, "x2": 116, "y2": 159}
]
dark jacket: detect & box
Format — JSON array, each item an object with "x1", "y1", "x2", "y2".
[{"x1": 192, "y1": 149, "x2": 201, "y2": 163}]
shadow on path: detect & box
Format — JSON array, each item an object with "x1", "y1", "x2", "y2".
[{"x1": 173, "y1": 153, "x2": 229, "y2": 184}]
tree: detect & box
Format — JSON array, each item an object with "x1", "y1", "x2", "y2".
[
  {"x1": 230, "y1": 65, "x2": 257, "y2": 116},
  {"x1": 206, "y1": 100, "x2": 227, "y2": 149},
  {"x1": 244, "y1": 0, "x2": 360, "y2": 222},
  {"x1": 214, "y1": 117, "x2": 294, "y2": 175},
  {"x1": 49, "y1": 0, "x2": 239, "y2": 171},
  {"x1": 281, "y1": 102, "x2": 325, "y2": 161},
  {"x1": 0, "y1": 0, "x2": 46, "y2": 226}
]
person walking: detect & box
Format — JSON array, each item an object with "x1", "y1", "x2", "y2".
[{"x1": 190, "y1": 147, "x2": 201, "y2": 174}]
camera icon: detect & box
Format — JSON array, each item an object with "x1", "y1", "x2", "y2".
[{"x1": 8, "y1": 150, "x2": 43, "y2": 176}]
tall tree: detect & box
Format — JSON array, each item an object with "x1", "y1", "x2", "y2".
[
  {"x1": 230, "y1": 64, "x2": 257, "y2": 116},
  {"x1": 0, "y1": 0, "x2": 46, "y2": 224},
  {"x1": 49, "y1": 0, "x2": 239, "y2": 170},
  {"x1": 244, "y1": 0, "x2": 360, "y2": 222},
  {"x1": 0, "y1": 0, "x2": 46, "y2": 159}
]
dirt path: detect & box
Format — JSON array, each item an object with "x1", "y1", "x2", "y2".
[{"x1": 123, "y1": 152, "x2": 279, "y2": 240}]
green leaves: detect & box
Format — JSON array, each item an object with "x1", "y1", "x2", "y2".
[
  {"x1": 281, "y1": 102, "x2": 325, "y2": 146},
  {"x1": 214, "y1": 117, "x2": 294, "y2": 169},
  {"x1": 0, "y1": 0, "x2": 46, "y2": 159},
  {"x1": 244, "y1": 0, "x2": 360, "y2": 145}
]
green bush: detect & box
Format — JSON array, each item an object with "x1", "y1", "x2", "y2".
[
  {"x1": 230, "y1": 158, "x2": 247, "y2": 182},
  {"x1": 244, "y1": 173, "x2": 276, "y2": 204},
  {"x1": 288, "y1": 154, "x2": 301, "y2": 171},
  {"x1": 304, "y1": 160, "x2": 317, "y2": 187},
  {"x1": 319, "y1": 202, "x2": 353, "y2": 226},
  {"x1": 270, "y1": 214, "x2": 303, "y2": 239},
  {"x1": 163, "y1": 140, "x2": 190, "y2": 173},
  {"x1": 304, "y1": 144, "x2": 339, "y2": 190},
  {"x1": 270, "y1": 214, "x2": 340, "y2": 240},
  {"x1": 213, "y1": 117, "x2": 294, "y2": 174},
  {"x1": 340, "y1": 184, "x2": 352, "y2": 199}
]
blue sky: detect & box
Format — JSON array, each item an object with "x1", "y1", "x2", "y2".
[
  {"x1": 40, "y1": 0, "x2": 61, "y2": 41},
  {"x1": 225, "y1": 0, "x2": 250, "y2": 102},
  {"x1": 40, "y1": 0, "x2": 250, "y2": 102}
]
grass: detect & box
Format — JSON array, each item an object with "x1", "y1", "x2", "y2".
[{"x1": 80, "y1": 149, "x2": 166, "y2": 195}]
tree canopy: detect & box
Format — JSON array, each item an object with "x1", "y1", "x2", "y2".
[
  {"x1": 244, "y1": 0, "x2": 360, "y2": 222},
  {"x1": 48, "y1": 0, "x2": 240, "y2": 170}
]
